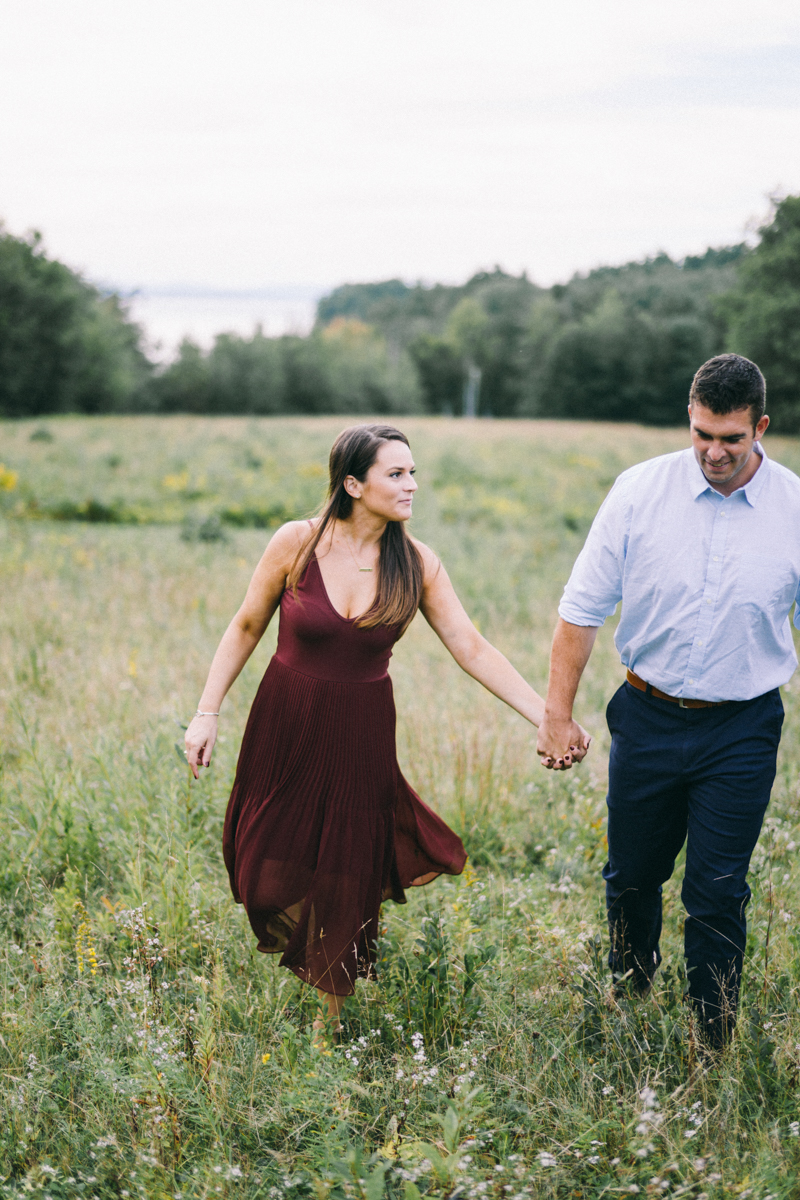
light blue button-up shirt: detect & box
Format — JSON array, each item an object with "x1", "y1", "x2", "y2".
[{"x1": 558, "y1": 443, "x2": 800, "y2": 702}]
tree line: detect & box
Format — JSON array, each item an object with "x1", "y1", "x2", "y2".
[{"x1": 2, "y1": 195, "x2": 799, "y2": 429}]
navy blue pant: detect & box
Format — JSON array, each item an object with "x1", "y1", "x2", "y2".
[{"x1": 603, "y1": 682, "x2": 784, "y2": 1044}]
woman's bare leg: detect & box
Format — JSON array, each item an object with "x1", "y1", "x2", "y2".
[{"x1": 313, "y1": 988, "x2": 344, "y2": 1035}]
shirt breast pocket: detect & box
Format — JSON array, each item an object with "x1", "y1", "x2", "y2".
[{"x1": 736, "y1": 552, "x2": 799, "y2": 614}]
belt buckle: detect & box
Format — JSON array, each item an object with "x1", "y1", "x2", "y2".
[{"x1": 678, "y1": 697, "x2": 687, "y2": 709}]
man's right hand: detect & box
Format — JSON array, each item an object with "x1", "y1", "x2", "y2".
[
  {"x1": 537, "y1": 619, "x2": 598, "y2": 770},
  {"x1": 537, "y1": 713, "x2": 592, "y2": 771}
]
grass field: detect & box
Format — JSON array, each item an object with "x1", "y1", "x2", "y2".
[{"x1": 3, "y1": 415, "x2": 800, "y2": 1200}]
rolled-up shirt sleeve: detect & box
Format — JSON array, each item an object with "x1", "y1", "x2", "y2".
[{"x1": 558, "y1": 478, "x2": 629, "y2": 627}]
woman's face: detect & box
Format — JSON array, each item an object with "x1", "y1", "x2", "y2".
[{"x1": 347, "y1": 440, "x2": 417, "y2": 522}]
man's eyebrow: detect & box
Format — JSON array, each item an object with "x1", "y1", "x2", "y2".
[{"x1": 693, "y1": 426, "x2": 746, "y2": 440}]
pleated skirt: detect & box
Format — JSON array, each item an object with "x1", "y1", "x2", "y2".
[{"x1": 223, "y1": 656, "x2": 466, "y2": 995}]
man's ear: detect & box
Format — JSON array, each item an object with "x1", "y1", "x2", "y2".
[{"x1": 754, "y1": 414, "x2": 770, "y2": 441}]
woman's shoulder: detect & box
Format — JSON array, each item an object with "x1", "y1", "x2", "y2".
[{"x1": 266, "y1": 520, "x2": 315, "y2": 566}]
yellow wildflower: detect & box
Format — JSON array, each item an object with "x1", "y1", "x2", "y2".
[
  {"x1": 75, "y1": 905, "x2": 99, "y2": 977},
  {"x1": 162, "y1": 470, "x2": 189, "y2": 491},
  {"x1": 0, "y1": 465, "x2": 18, "y2": 491}
]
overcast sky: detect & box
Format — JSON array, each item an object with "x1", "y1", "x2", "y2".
[{"x1": 2, "y1": 0, "x2": 800, "y2": 298}]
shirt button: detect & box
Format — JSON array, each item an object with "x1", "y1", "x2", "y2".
[
  {"x1": 706, "y1": 598, "x2": 712, "y2": 605},
  {"x1": 689, "y1": 678, "x2": 695, "y2": 684},
  {"x1": 713, "y1": 556, "x2": 720, "y2": 562},
  {"x1": 697, "y1": 640, "x2": 703, "y2": 646}
]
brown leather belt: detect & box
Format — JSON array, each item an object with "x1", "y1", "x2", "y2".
[{"x1": 626, "y1": 669, "x2": 729, "y2": 709}]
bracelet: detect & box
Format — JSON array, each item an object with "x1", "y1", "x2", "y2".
[{"x1": 195, "y1": 710, "x2": 220, "y2": 717}]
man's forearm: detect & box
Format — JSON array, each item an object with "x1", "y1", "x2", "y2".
[
  {"x1": 536, "y1": 619, "x2": 598, "y2": 768},
  {"x1": 545, "y1": 619, "x2": 599, "y2": 719}
]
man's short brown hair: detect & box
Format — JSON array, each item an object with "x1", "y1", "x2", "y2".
[{"x1": 689, "y1": 354, "x2": 766, "y2": 427}]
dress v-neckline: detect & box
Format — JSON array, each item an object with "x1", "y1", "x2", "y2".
[{"x1": 312, "y1": 555, "x2": 373, "y2": 623}]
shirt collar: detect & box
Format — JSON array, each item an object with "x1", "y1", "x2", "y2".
[
  {"x1": 687, "y1": 441, "x2": 769, "y2": 507},
  {"x1": 742, "y1": 442, "x2": 769, "y2": 505}
]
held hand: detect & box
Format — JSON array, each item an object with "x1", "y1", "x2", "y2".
[
  {"x1": 184, "y1": 715, "x2": 218, "y2": 780},
  {"x1": 536, "y1": 714, "x2": 592, "y2": 771}
]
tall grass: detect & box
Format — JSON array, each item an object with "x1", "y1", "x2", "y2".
[{"x1": 2, "y1": 417, "x2": 800, "y2": 1198}]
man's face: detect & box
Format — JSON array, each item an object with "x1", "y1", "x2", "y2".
[{"x1": 689, "y1": 401, "x2": 769, "y2": 491}]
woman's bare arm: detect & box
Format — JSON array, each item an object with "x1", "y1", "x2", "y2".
[
  {"x1": 184, "y1": 521, "x2": 307, "y2": 777},
  {"x1": 416, "y1": 542, "x2": 589, "y2": 761}
]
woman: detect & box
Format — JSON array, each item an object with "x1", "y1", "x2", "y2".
[{"x1": 185, "y1": 424, "x2": 590, "y2": 1029}]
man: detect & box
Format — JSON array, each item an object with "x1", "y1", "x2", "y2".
[{"x1": 537, "y1": 354, "x2": 800, "y2": 1048}]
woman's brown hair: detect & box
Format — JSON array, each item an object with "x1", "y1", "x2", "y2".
[{"x1": 288, "y1": 424, "x2": 424, "y2": 634}]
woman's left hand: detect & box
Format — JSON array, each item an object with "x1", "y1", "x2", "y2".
[
  {"x1": 538, "y1": 720, "x2": 592, "y2": 770},
  {"x1": 185, "y1": 714, "x2": 218, "y2": 779}
]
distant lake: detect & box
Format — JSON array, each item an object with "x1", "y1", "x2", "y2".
[{"x1": 119, "y1": 286, "x2": 325, "y2": 360}]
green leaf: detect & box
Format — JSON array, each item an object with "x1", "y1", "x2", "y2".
[
  {"x1": 365, "y1": 1161, "x2": 389, "y2": 1200},
  {"x1": 443, "y1": 1105, "x2": 460, "y2": 1152}
]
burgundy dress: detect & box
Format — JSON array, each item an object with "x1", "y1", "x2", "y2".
[{"x1": 223, "y1": 556, "x2": 466, "y2": 995}]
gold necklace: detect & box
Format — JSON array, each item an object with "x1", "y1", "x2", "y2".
[{"x1": 341, "y1": 532, "x2": 376, "y2": 572}]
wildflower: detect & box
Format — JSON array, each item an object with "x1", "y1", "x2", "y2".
[
  {"x1": 75, "y1": 904, "x2": 99, "y2": 977},
  {"x1": 537, "y1": 1152, "x2": 557, "y2": 1168},
  {"x1": 789, "y1": 1121, "x2": 800, "y2": 1137},
  {"x1": 162, "y1": 470, "x2": 189, "y2": 491},
  {"x1": 0, "y1": 464, "x2": 18, "y2": 491},
  {"x1": 262, "y1": 1053, "x2": 271, "y2": 1064}
]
